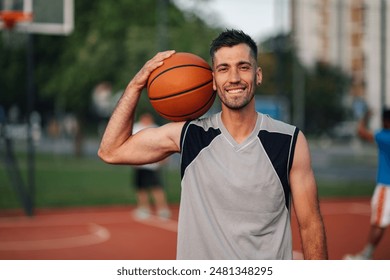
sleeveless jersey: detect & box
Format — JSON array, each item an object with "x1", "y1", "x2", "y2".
[
  {"x1": 177, "y1": 112, "x2": 299, "y2": 259},
  {"x1": 375, "y1": 129, "x2": 390, "y2": 185}
]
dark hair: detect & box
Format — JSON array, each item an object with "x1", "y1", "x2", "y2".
[
  {"x1": 382, "y1": 108, "x2": 390, "y2": 121},
  {"x1": 209, "y1": 29, "x2": 258, "y2": 64}
]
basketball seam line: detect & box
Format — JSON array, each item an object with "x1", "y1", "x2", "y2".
[
  {"x1": 158, "y1": 91, "x2": 216, "y2": 118},
  {"x1": 148, "y1": 64, "x2": 212, "y2": 88},
  {"x1": 148, "y1": 79, "x2": 213, "y2": 101}
]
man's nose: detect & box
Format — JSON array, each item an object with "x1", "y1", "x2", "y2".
[{"x1": 228, "y1": 68, "x2": 240, "y2": 83}]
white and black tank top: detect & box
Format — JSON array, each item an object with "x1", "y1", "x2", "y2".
[{"x1": 178, "y1": 112, "x2": 299, "y2": 259}]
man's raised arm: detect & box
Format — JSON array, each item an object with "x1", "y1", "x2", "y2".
[{"x1": 98, "y1": 50, "x2": 182, "y2": 165}]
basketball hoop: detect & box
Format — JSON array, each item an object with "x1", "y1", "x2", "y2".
[{"x1": 0, "y1": 10, "x2": 33, "y2": 30}]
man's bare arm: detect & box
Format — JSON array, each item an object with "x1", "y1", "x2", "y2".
[
  {"x1": 290, "y1": 131, "x2": 328, "y2": 260},
  {"x1": 357, "y1": 111, "x2": 374, "y2": 142},
  {"x1": 98, "y1": 50, "x2": 182, "y2": 165}
]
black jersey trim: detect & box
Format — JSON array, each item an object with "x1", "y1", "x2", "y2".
[
  {"x1": 258, "y1": 130, "x2": 296, "y2": 211},
  {"x1": 180, "y1": 123, "x2": 221, "y2": 178}
]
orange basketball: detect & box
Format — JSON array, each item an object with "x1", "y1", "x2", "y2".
[{"x1": 147, "y1": 52, "x2": 216, "y2": 122}]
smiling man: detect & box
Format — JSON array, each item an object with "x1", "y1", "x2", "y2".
[{"x1": 98, "y1": 29, "x2": 328, "y2": 260}]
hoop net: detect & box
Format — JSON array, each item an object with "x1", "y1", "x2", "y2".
[{"x1": 0, "y1": 10, "x2": 33, "y2": 30}]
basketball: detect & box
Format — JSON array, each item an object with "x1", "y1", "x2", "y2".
[{"x1": 147, "y1": 52, "x2": 216, "y2": 122}]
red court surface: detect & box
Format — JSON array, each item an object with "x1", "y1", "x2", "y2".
[{"x1": 0, "y1": 198, "x2": 389, "y2": 260}]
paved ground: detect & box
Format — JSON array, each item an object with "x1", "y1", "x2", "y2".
[{"x1": 0, "y1": 198, "x2": 389, "y2": 260}]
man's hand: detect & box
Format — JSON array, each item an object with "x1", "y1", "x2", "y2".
[{"x1": 130, "y1": 50, "x2": 176, "y2": 91}]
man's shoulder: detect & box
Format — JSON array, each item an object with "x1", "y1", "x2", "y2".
[
  {"x1": 181, "y1": 114, "x2": 221, "y2": 142},
  {"x1": 259, "y1": 113, "x2": 298, "y2": 135},
  {"x1": 186, "y1": 113, "x2": 219, "y2": 129}
]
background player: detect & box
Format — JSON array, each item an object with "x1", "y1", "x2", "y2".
[
  {"x1": 131, "y1": 113, "x2": 171, "y2": 220},
  {"x1": 344, "y1": 108, "x2": 390, "y2": 259}
]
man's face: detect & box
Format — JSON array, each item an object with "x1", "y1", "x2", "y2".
[{"x1": 212, "y1": 43, "x2": 262, "y2": 110}]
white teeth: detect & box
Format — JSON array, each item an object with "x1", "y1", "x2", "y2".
[{"x1": 227, "y1": 89, "x2": 244, "y2": 93}]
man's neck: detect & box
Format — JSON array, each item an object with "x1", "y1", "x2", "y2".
[{"x1": 220, "y1": 108, "x2": 258, "y2": 144}]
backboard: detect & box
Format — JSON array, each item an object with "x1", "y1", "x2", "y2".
[{"x1": 0, "y1": 0, "x2": 74, "y2": 35}]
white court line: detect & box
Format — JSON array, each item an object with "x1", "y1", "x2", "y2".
[
  {"x1": 0, "y1": 223, "x2": 110, "y2": 251},
  {"x1": 0, "y1": 211, "x2": 135, "y2": 228},
  {"x1": 0, "y1": 210, "x2": 177, "y2": 252},
  {"x1": 0, "y1": 201, "x2": 370, "y2": 253},
  {"x1": 0, "y1": 200, "x2": 370, "y2": 228},
  {"x1": 133, "y1": 215, "x2": 178, "y2": 233}
]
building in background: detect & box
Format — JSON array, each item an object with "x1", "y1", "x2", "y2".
[{"x1": 291, "y1": 0, "x2": 390, "y2": 130}]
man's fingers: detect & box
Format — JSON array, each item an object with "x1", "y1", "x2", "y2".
[
  {"x1": 131, "y1": 50, "x2": 176, "y2": 90},
  {"x1": 148, "y1": 50, "x2": 176, "y2": 70}
]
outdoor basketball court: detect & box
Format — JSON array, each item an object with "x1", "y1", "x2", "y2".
[
  {"x1": 0, "y1": 198, "x2": 389, "y2": 260},
  {"x1": 1, "y1": 0, "x2": 389, "y2": 263}
]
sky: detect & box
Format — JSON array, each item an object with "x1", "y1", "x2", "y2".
[{"x1": 173, "y1": 0, "x2": 290, "y2": 42}]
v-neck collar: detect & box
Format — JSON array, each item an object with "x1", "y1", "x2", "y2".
[{"x1": 216, "y1": 112, "x2": 262, "y2": 150}]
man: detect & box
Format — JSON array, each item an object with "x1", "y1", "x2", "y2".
[
  {"x1": 98, "y1": 29, "x2": 328, "y2": 259},
  {"x1": 344, "y1": 108, "x2": 390, "y2": 260}
]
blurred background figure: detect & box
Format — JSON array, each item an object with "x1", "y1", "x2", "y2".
[
  {"x1": 344, "y1": 108, "x2": 390, "y2": 260},
  {"x1": 131, "y1": 113, "x2": 171, "y2": 220}
]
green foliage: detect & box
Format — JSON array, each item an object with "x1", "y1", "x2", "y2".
[
  {"x1": 0, "y1": 40, "x2": 27, "y2": 111},
  {"x1": 305, "y1": 62, "x2": 350, "y2": 135},
  {"x1": 0, "y1": 2, "x2": 350, "y2": 137},
  {"x1": 259, "y1": 34, "x2": 350, "y2": 135},
  {"x1": 257, "y1": 46, "x2": 294, "y2": 97},
  {"x1": 0, "y1": 0, "x2": 220, "y2": 119}
]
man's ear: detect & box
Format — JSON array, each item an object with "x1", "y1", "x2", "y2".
[
  {"x1": 212, "y1": 72, "x2": 217, "y2": 91},
  {"x1": 256, "y1": 67, "x2": 263, "y2": 85}
]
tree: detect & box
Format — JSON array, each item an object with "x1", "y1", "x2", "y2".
[
  {"x1": 0, "y1": 0, "x2": 221, "y2": 155},
  {"x1": 259, "y1": 33, "x2": 350, "y2": 135},
  {"x1": 305, "y1": 62, "x2": 350, "y2": 135}
]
